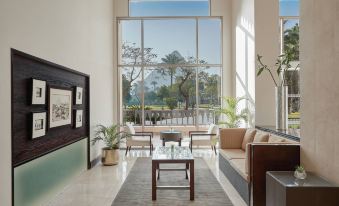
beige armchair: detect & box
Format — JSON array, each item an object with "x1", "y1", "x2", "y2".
[
  {"x1": 189, "y1": 123, "x2": 219, "y2": 154},
  {"x1": 125, "y1": 123, "x2": 153, "y2": 155}
]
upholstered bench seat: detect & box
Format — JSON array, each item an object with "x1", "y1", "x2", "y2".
[
  {"x1": 218, "y1": 128, "x2": 300, "y2": 205},
  {"x1": 219, "y1": 149, "x2": 246, "y2": 160}
]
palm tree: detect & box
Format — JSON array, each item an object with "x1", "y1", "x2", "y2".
[
  {"x1": 284, "y1": 23, "x2": 299, "y2": 61},
  {"x1": 160, "y1": 51, "x2": 185, "y2": 87},
  {"x1": 218, "y1": 97, "x2": 249, "y2": 128}
]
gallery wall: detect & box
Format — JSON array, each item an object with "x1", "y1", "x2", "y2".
[
  {"x1": 300, "y1": 0, "x2": 339, "y2": 184},
  {"x1": 0, "y1": 0, "x2": 116, "y2": 205}
]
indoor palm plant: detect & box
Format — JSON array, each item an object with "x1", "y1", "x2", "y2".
[
  {"x1": 218, "y1": 96, "x2": 249, "y2": 128},
  {"x1": 92, "y1": 124, "x2": 129, "y2": 166}
]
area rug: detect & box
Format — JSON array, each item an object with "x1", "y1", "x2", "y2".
[{"x1": 112, "y1": 157, "x2": 233, "y2": 206}]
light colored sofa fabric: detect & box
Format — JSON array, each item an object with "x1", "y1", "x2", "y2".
[
  {"x1": 229, "y1": 158, "x2": 249, "y2": 181},
  {"x1": 241, "y1": 129, "x2": 256, "y2": 150},
  {"x1": 220, "y1": 128, "x2": 246, "y2": 149},
  {"x1": 253, "y1": 131, "x2": 269, "y2": 142},
  {"x1": 219, "y1": 128, "x2": 300, "y2": 205},
  {"x1": 219, "y1": 149, "x2": 246, "y2": 160},
  {"x1": 268, "y1": 134, "x2": 286, "y2": 143},
  {"x1": 219, "y1": 128, "x2": 298, "y2": 182}
]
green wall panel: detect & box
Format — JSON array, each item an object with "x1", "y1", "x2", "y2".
[{"x1": 14, "y1": 139, "x2": 87, "y2": 206}]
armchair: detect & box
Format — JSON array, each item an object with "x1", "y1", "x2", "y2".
[
  {"x1": 189, "y1": 124, "x2": 219, "y2": 154},
  {"x1": 125, "y1": 123, "x2": 153, "y2": 155}
]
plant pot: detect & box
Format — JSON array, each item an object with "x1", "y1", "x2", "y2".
[
  {"x1": 101, "y1": 148, "x2": 119, "y2": 166},
  {"x1": 294, "y1": 170, "x2": 307, "y2": 180},
  {"x1": 275, "y1": 86, "x2": 288, "y2": 130}
]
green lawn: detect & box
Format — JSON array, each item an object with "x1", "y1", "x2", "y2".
[{"x1": 288, "y1": 112, "x2": 300, "y2": 119}]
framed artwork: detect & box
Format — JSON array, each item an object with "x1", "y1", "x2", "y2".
[
  {"x1": 49, "y1": 87, "x2": 72, "y2": 128},
  {"x1": 32, "y1": 79, "x2": 46, "y2": 104},
  {"x1": 75, "y1": 87, "x2": 83, "y2": 105},
  {"x1": 75, "y1": 110, "x2": 83, "y2": 128},
  {"x1": 32, "y1": 112, "x2": 46, "y2": 139}
]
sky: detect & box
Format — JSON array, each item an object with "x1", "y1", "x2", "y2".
[{"x1": 122, "y1": 0, "x2": 299, "y2": 66}]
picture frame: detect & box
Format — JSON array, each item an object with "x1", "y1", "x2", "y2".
[
  {"x1": 75, "y1": 87, "x2": 83, "y2": 105},
  {"x1": 31, "y1": 79, "x2": 46, "y2": 105},
  {"x1": 49, "y1": 87, "x2": 72, "y2": 128},
  {"x1": 32, "y1": 112, "x2": 46, "y2": 139},
  {"x1": 74, "y1": 110, "x2": 83, "y2": 128}
]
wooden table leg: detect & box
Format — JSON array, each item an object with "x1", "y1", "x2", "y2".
[
  {"x1": 190, "y1": 160, "x2": 194, "y2": 200},
  {"x1": 152, "y1": 161, "x2": 157, "y2": 200},
  {"x1": 186, "y1": 162, "x2": 189, "y2": 179}
]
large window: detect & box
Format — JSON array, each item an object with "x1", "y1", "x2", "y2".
[
  {"x1": 280, "y1": 0, "x2": 300, "y2": 129},
  {"x1": 129, "y1": 0, "x2": 210, "y2": 17},
  {"x1": 118, "y1": 17, "x2": 222, "y2": 126}
]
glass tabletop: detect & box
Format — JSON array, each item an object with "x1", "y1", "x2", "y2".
[{"x1": 152, "y1": 146, "x2": 194, "y2": 160}]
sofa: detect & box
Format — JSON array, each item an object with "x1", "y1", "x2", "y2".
[{"x1": 218, "y1": 128, "x2": 300, "y2": 206}]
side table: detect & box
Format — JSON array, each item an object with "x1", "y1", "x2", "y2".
[{"x1": 266, "y1": 171, "x2": 339, "y2": 206}]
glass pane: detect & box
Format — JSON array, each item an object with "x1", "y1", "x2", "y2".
[
  {"x1": 144, "y1": 19, "x2": 196, "y2": 64},
  {"x1": 198, "y1": 67, "x2": 221, "y2": 125},
  {"x1": 286, "y1": 70, "x2": 300, "y2": 129},
  {"x1": 283, "y1": 19, "x2": 299, "y2": 61},
  {"x1": 119, "y1": 20, "x2": 142, "y2": 65},
  {"x1": 129, "y1": 0, "x2": 210, "y2": 17},
  {"x1": 198, "y1": 19, "x2": 222, "y2": 64},
  {"x1": 286, "y1": 70, "x2": 299, "y2": 95},
  {"x1": 143, "y1": 67, "x2": 196, "y2": 126},
  {"x1": 280, "y1": 0, "x2": 299, "y2": 16},
  {"x1": 121, "y1": 67, "x2": 143, "y2": 125}
]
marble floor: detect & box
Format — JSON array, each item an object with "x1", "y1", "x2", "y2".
[{"x1": 47, "y1": 138, "x2": 247, "y2": 206}]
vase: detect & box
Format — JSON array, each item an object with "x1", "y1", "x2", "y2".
[
  {"x1": 275, "y1": 86, "x2": 288, "y2": 130},
  {"x1": 294, "y1": 170, "x2": 307, "y2": 180}
]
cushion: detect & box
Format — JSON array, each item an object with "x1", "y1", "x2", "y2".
[
  {"x1": 125, "y1": 123, "x2": 135, "y2": 135},
  {"x1": 229, "y1": 158, "x2": 249, "y2": 181},
  {"x1": 268, "y1": 135, "x2": 286, "y2": 143},
  {"x1": 207, "y1": 124, "x2": 219, "y2": 136},
  {"x1": 253, "y1": 132, "x2": 269, "y2": 142},
  {"x1": 241, "y1": 129, "x2": 257, "y2": 150},
  {"x1": 219, "y1": 149, "x2": 246, "y2": 160},
  {"x1": 219, "y1": 128, "x2": 246, "y2": 149}
]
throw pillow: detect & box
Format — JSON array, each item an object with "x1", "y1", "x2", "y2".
[
  {"x1": 253, "y1": 132, "x2": 269, "y2": 142},
  {"x1": 241, "y1": 129, "x2": 257, "y2": 150}
]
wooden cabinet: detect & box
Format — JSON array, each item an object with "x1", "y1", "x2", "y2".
[{"x1": 266, "y1": 171, "x2": 339, "y2": 206}]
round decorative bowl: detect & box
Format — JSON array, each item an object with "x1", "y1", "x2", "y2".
[{"x1": 294, "y1": 170, "x2": 307, "y2": 180}]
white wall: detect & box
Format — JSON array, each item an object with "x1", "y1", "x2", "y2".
[
  {"x1": 232, "y1": 0, "x2": 255, "y2": 126},
  {"x1": 211, "y1": 0, "x2": 233, "y2": 98},
  {"x1": 0, "y1": 0, "x2": 115, "y2": 205},
  {"x1": 300, "y1": 0, "x2": 339, "y2": 184},
  {"x1": 254, "y1": 0, "x2": 280, "y2": 126}
]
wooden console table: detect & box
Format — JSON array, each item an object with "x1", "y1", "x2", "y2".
[{"x1": 266, "y1": 171, "x2": 339, "y2": 206}]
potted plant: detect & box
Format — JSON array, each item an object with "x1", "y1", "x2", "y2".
[
  {"x1": 91, "y1": 124, "x2": 129, "y2": 166},
  {"x1": 218, "y1": 96, "x2": 249, "y2": 128},
  {"x1": 256, "y1": 51, "x2": 299, "y2": 130},
  {"x1": 294, "y1": 165, "x2": 307, "y2": 180}
]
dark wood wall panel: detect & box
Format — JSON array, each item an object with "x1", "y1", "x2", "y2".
[{"x1": 11, "y1": 49, "x2": 90, "y2": 167}]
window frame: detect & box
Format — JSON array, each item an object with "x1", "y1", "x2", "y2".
[
  {"x1": 117, "y1": 16, "x2": 223, "y2": 128},
  {"x1": 279, "y1": 16, "x2": 300, "y2": 127}
]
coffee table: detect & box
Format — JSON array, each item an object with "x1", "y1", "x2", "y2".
[
  {"x1": 160, "y1": 130, "x2": 182, "y2": 146},
  {"x1": 152, "y1": 146, "x2": 195, "y2": 201}
]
